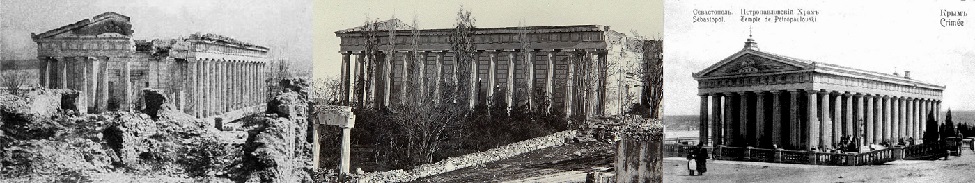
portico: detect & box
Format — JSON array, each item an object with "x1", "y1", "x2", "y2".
[{"x1": 694, "y1": 37, "x2": 945, "y2": 151}]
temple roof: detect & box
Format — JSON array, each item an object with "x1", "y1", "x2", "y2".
[
  {"x1": 335, "y1": 18, "x2": 414, "y2": 34},
  {"x1": 185, "y1": 33, "x2": 269, "y2": 51},
  {"x1": 335, "y1": 19, "x2": 605, "y2": 36},
  {"x1": 32, "y1": 12, "x2": 133, "y2": 40},
  {"x1": 694, "y1": 40, "x2": 944, "y2": 90}
]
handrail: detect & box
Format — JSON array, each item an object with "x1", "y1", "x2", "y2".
[{"x1": 663, "y1": 143, "x2": 932, "y2": 166}]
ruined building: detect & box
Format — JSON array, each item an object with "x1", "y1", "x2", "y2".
[
  {"x1": 334, "y1": 19, "x2": 662, "y2": 117},
  {"x1": 31, "y1": 12, "x2": 269, "y2": 121}
]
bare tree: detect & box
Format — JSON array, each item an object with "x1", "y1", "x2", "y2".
[
  {"x1": 449, "y1": 7, "x2": 476, "y2": 109},
  {"x1": 517, "y1": 22, "x2": 533, "y2": 111},
  {"x1": 356, "y1": 18, "x2": 381, "y2": 108},
  {"x1": 311, "y1": 76, "x2": 341, "y2": 104}
]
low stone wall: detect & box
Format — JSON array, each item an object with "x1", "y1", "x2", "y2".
[{"x1": 357, "y1": 130, "x2": 579, "y2": 182}]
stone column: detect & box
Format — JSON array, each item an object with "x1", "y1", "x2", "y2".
[
  {"x1": 485, "y1": 52, "x2": 495, "y2": 105},
  {"x1": 806, "y1": 91, "x2": 819, "y2": 150},
  {"x1": 832, "y1": 92, "x2": 842, "y2": 148},
  {"x1": 124, "y1": 60, "x2": 132, "y2": 112},
  {"x1": 97, "y1": 57, "x2": 109, "y2": 113},
  {"x1": 924, "y1": 99, "x2": 929, "y2": 139},
  {"x1": 232, "y1": 61, "x2": 238, "y2": 110},
  {"x1": 40, "y1": 58, "x2": 49, "y2": 88},
  {"x1": 247, "y1": 62, "x2": 253, "y2": 107},
  {"x1": 613, "y1": 121, "x2": 664, "y2": 183},
  {"x1": 525, "y1": 50, "x2": 535, "y2": 110},
  {"x1": 916, "y1": 99, "x2": 923, "y2": 140},
  {"x1": 906, "y1": 98, "x2": 914, "y2": 140},
  {"x1": 214, "y1": 60, "x2": 220, "y2": 115},
  {"x1": 865, "y1": 94, "x2": 875, "y2": 144},
  {"x1": 225, "y1": 61, "x2": 231, "y2": 112},
  {"x1": 874, "y1": 95, "x2": 883, "y2": 143},
  {"x1": 191, "y1": 59, "x2": 199, "y2": 117},
  {"x1": 820, "y1": 91, "x2": 832, "y2": 149},
  {"x1": 80, "y1": 57, "x2": 91, "y2": 114},
  {"x1": 383, "y1": 52, "x2": 393, "y2": 108},
  {"x1": 771, "y1": 91, "x2": 782, "y2": 148},
  {"x1": 699, "y1": 94, "x2": 710, "y2": 146},
  {"x1": 855, "y1": 93, "x2": 865, "y2": 146},
  {"x1": 756, "y1": 91, "x2": 766, "y2": 147},
  {"x1": 507, "y1": 51, "x2": 515, "y2": 112},
  {"x1": 546, "y1": 51, "x2": 555, "y2": 113},
  {"x1": 396, "y1": 53, "x2": 407, "y2": 105},
  {"x1": 883, "y1": 96, "x2": 891, "y2": 142},
  {"x1": 724, "y1": 92, "x2": 735, "y2": 146},
  {"x1": 61, "y1": 58, "x2": 68, "y2": 89},
  {"x1": 469, "y1": 52, "x2": 479, "y2": 109},
  {"x1": 844, "y1": 93, "x2": 854, "y2": 140},
  {"x1": 936, "y1": 100, "x2": 942, "y2": 124},
  {"x1": 713, "y1": 93, "x2": 724, "y2": 146},
  {"x1": 218, "y1": 60, "x2": 225, "y2": 114},
  {"x1": 355, "y1": 53, "x2": 365, "y2": 105},
  {"x1": 739, "y1": 91, "x2": 749, "y2": 147},
  {"x1": 416, "y1": 52, "x2": 427, "y2": 102},
  {"x1": 342, "y1": 53, "x2": 351, "y2": 105},
  {"x1": 565, "y1": 52, "x2": 575, "y2": 117},
  {"x1": 434, "y1": 51, "x2": 444, "y2": 105},
  {"x1": 892, "y1": 97, "x2": 900, "y2": 142},
  {"x1": 788, "y1": 90, "x2": 800, "y2": 149}
]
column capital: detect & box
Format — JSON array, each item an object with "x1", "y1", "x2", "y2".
[
  {"x1": 722, "y1": 92, "x2": 736, "y2": 96},
  {"x1": 698, "y1": 93, "x2": 710, "y2": 97},
  {"x1": 755, "y1": 91, "x2": 768, "y2": 96},
  {"x1": 770, "y1": 90, "x2": 783, "y2": 95},
  {"x1": 841, "y1": 91, "x2": 852, "y2": 96},
  {"x1": 817, "y1": 89, "x2": 830, "y2": 94}
]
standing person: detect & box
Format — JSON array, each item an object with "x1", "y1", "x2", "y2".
[{"x1": 695, "y1": 143, "x2": 708, "y2": 175}]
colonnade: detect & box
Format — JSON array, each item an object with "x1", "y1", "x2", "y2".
[
  {"x1": 698, "y1": 89, "x2": 941, "y2": 151},
  {"x1": 38, "y1": 56, "x2": 113, "y2": 113},
  {"x1": 338, "y1": 49, "x2": 607, "y2": 117},
  {"x1": 191, "y1": 58, "x2": 267, "y2": 118}
]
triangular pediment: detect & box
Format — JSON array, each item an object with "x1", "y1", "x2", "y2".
[
  {"x1": 695, "y1": 49, "x2": 811, "y2": 78},
  {"x1": 32, "y1": 12, "x2": 133, "y2": 40}
]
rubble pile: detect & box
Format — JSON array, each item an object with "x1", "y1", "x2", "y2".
[
  {"x1": 1, "y1": 78, "x2": 314, "y2": 182},
  {"x1": 0, "y1": 89, "x2": 237, "y2": 181},
  {"x1": 0, "y1": 89, "x2": 77, "y2": 123},
  {"x1": 237, "y1": 115, "x2": 311, "y2": 182}
]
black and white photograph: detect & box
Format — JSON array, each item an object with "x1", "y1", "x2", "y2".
[
  {"x1": 311, "y1": 0, "x2": 663, "y2": 182},
  {"x1": 663, "y1": 0, "x2": 975, "y2": 182},
  {"x1": 1, "y1": 0, "x2": 315, "y2": 182}
]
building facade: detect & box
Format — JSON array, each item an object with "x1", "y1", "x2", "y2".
[
  {"x1": 693, "y1": 37, "x2": 944, "y2": 151},
  {"x1": 31, "y1": 12, "x2": 269, "y2": 120},
  {"x1": 334, "y1": 19, "x2": 661, "y2": 117}
]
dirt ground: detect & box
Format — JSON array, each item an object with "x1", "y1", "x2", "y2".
[{"x1": 664, "y1": 149, "x2": 975, "y2": 183}]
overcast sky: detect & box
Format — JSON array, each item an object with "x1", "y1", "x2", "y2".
[
  {"x1": 664, "y1": 0, "x2": 975, "y2": 115},
  {"x1": 1, "y1": 0, "x2": 313, "y2": 70},
  {"x1": 312, "y1": 0, "x2": 664, "y2": 80}
]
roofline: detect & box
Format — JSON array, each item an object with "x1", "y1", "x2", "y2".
[
  {"x1": 693, "y1": 48, "x2": 945, "y2": 90},
  {"x1": 31, "y1": 12, "x2": 131, "y2": 40},
  {"x1": 335, "y1": 24, "x2": 607, "y2": 36}
]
